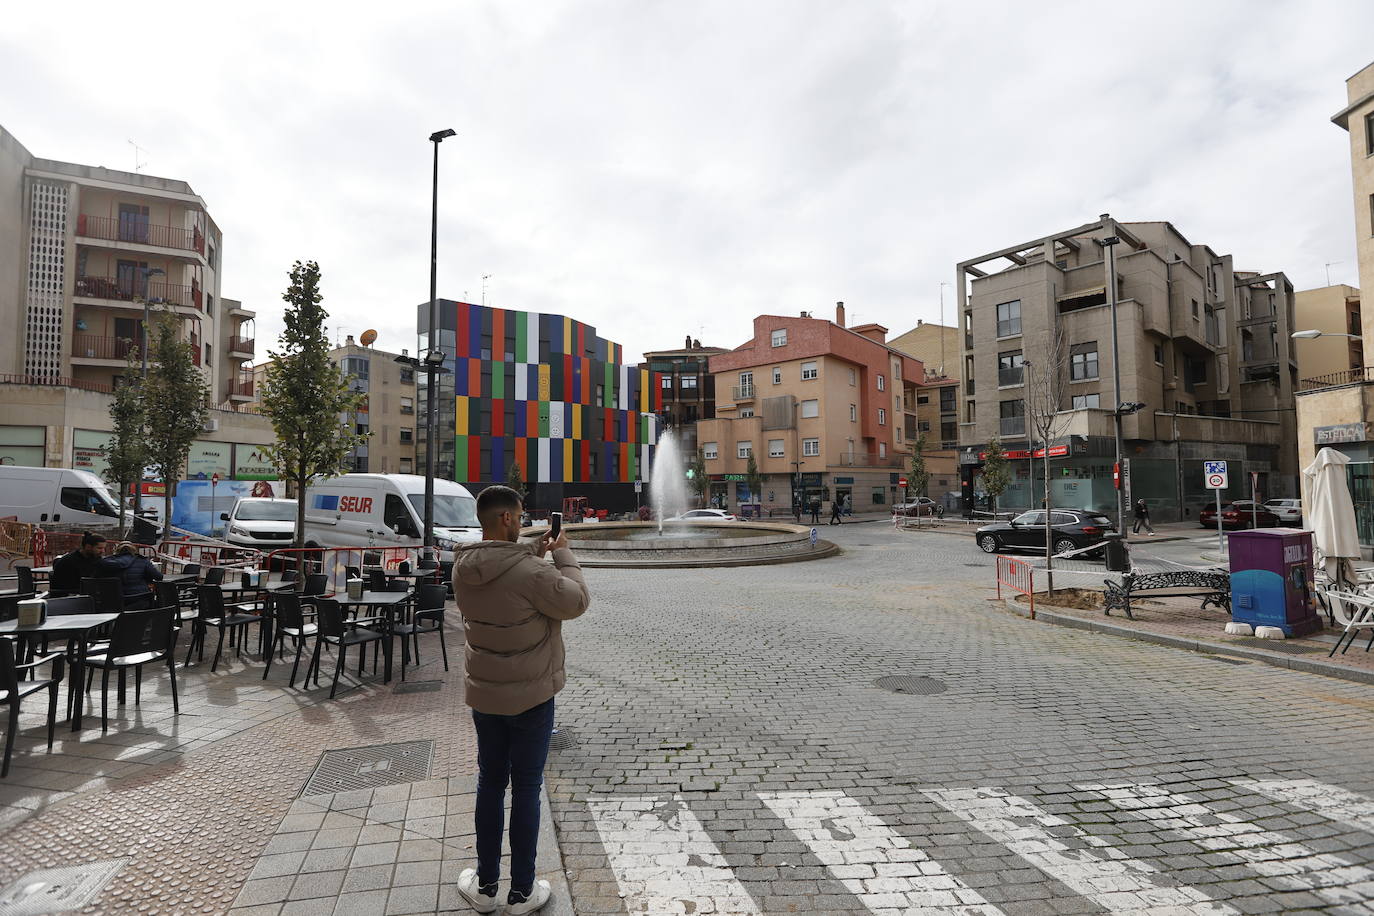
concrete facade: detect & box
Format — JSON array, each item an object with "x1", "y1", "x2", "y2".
[
  {"x1": 956, "y1": 215, "x2": 1300, "y2": 522},
  {"x1": 1294, "y1": 285, "x2": 1363, "y2": 380},
  {"x1": 333, "y1": 337, "x2": 419, "y2": 476},
  {"x1": 888, "y1": 321, "x2": 959, "y2": 380}
]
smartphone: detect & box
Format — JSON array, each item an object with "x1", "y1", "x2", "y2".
[{"x1": 549, "y1": 512, "x2": 562, "y2": 538}]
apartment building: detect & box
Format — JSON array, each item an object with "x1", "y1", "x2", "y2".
[
  {"x1": 1294, "y1": 60, "x2": 1374, "y2": 548},
  {"x1": 889, "y1": 322, "x2": 961, "y2": 509},
  {"x1": 641, "y1": 337, "x2": 727, "y2": 457},
  {"x1": 955, "y1": 215, "x2": 1301, "y2": 522},
  {"x1": 695, "y1": 303, "x2": 923, "y2": 514},
  {"x1": 334, "y1": 336, "x2": 418, "y2": 475},
  {"x1": 888, "y1": 320, "x2": 959, "y2": 381},
  {"x1": 417, "y1": 300, "x2": 661, "y2": 513},
  {"x1": 0, "y1": 123, "x2": 271, "y2": 481},
  {"x1": 1294, "y1": 285, "x2": 1363, "y2": 381}
]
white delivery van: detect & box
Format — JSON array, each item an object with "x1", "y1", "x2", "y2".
[
  {"x1": 303, "y1": 474, "x2": 481, "y2": 567},
  {"x1": 0, "y1": 466, "x2": 122, "y2": 528},
  {"x1": 221, "y1": 497, "x2": 299, "y2": 549}
]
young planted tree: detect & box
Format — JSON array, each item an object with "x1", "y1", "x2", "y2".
[
  {"x1": 686, "y1": 449, "x2": 709, "y2": 507},
  {"x1": 745, "y1": 451, "x2": 763, "y2": 519},
  {"x1": 260, "y1": 261, "x2": 367, "y2": 553},
  {"x1": 505, "y1": 460, "x2": 526, "y2": 501},
  {"x1": 1025, "y1": 327, "x2": 1070, "y2": 587},
  {"x1": 908, "y1": 434, "x2": 931, "y2": 498},
  {"x1": 981, "y1": 437, "x2": 1011, "y2": 516},
  {"x1": 143, "y1": 311, "x2": 209, "y2": 538},
  {"x1": 105, "y1": 350, "x2": 147, "y2": 539}
]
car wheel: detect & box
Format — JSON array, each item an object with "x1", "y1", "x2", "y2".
[
  {"x1": 1053, "y1": 537, "x2": 1077, "y2": 555},
  {"x1": 978, "y1": 534, "x2": 999, "y2": 554}
]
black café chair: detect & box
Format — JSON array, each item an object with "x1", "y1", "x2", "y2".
[
  {"x1": 32, "y1": 595, "x2": 98, "y2": 658},
  {"x1": 263, "y1": 593, "x2": 319, "y2": 687},
  {"x1": 15, "y1": 567, "x2": 35, "y2": 596},
  {"x1": 81, "y1": 577, "x2": 125, "y2": 614},
  {"x1": 395, "y1": 583, "x2": 449, "y2": 673},
  {"x1": 83, "y1": 606, "x2": 179, "y2": 734},
  {"x1": 154, "y1": 581, "x2": 196, "y2": 627},
  {"x1": 203, "y1": 568, "x2": 225, "y2": 586},
  {"x1": 0, "y1": 593, "x2": 33, "y2": 624},
  {"x1": 182, "y1": 563, "x2": 201, "y2": 578},
  {"x1": 307, "y1": 598, "x2": 385, "y2": 699},
  {"x1": 187, "y1": 585, "x2": 262, "y2": 673},
  {"x1": 0, "y1": 638, "x2": 65, "y2": 777},
  {"x1": 301, "y1": 574, "x2": 330, "y2": 598}
]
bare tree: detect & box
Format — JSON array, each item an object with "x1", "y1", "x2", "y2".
[{"x1": 1023, "y1": 324, "x2": 1070, "y2": 590}]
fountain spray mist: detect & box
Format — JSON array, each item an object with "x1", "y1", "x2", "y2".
[{"x1": 648, "y1": 428, "x2": 688, "y2": 534}]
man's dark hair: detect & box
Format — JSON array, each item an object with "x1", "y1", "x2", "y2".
[
  {"x1": 81, "y1": 532, "x2": 106, "y2": 546},
  {"x1": 476, "y1": 485, "x2": 523, "y2": 526}
]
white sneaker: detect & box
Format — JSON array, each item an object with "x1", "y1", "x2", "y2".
[
  {"x1": 457, "y1": 868, "x2": 499, "y2": 914},
  {"x1": 507, "y1": 880, "x2": 552, "y2": 914}
]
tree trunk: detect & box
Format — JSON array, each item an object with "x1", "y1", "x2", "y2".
[
  {"x1": 1042, "y1": 452, "x2": 1054, "y2": 594},
  {"x1": 163, "y1": 483, "x2": 173, "y2": 551},
  {"x1": 117, "y1": 479, "x2": 129, "y2": 540},
  {"x1": 295, "y1": 472, "x2": 307, "y2": 577}
]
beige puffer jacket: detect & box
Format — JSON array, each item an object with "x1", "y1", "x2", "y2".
[{"x1": 453, "y1": 540, "x2": 590, "y2": 716}]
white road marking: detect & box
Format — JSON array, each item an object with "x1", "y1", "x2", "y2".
[
  {"x1": 759, "y1": 789, "x2": 1004, "y2": 914},
  {"x1": 922, "y1": 787, "x2": 1237, "y2": 914},
  {"x1": 1235, "y1": 778, "x2": 1374, "y2": 835},
  {"x1": 587, "y1": 794, "x2": 760, "y2": 916},
  {"x1": 1083, "y1": 782, "x2": 1374, "y2": 908}
]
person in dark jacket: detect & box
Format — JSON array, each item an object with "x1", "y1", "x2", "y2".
[
  {"x1": 99, "y1": 542, "x2": 163, "y2": 609},
  {"x1": 809, "y1": 499, "x2": 821, "y2": 525},
  {"x1": 1132, "y1": 498, "x2": 1155, "y2": 536},
  {"x1": 829, "y1": 501, "x2": 843, "y2": 525},
  {"x1": 48, "y1": 532, "x2": 107, "y2": 596}
]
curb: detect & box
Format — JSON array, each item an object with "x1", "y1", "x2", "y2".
[{"x1": 1004, "y1": 594, "x2": 1374, "y2": 687}]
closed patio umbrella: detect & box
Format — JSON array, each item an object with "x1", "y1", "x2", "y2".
[{"x1": 1303, "y1": 447, "x2": 1362, "y2": 585}]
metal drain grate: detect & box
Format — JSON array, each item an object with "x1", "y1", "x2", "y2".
[
  {"x1": 875, "y1": 675, "x2": 947, "y2": 695},
  {"x1": 1204, "y1": 655, "x2": 1249, "y2": 665},
  {"x1": 393, "y1": 680, "x2": 443, "y2": 694},
  {"x1": 301, "y1": 740, "x2": 434, "y2": 796},
  {"x1": 549, "y1": 727, "x2": 576, "y2": 751},
  {"x1": 0, "y1": 859, "x2": 127, "y2": 915}
]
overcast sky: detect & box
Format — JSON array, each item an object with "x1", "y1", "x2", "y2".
[{"x1": 3, "y1": 1, "x2": 1372, "y2": 366}]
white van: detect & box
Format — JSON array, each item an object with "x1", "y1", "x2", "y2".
[
  {"x1": 0, "y1": 466, "x2": 122, "y2": 528},
  {"x1": 303, "y1": 474, "x2": 481, "y2": 566},
  {"x1": 221, "y1": 497, "x2": 299, "y2": 549}
]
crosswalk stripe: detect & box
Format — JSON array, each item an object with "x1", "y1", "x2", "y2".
[
  {"x1": 1082, "y1": 782, "x2": 1374, "y2": 908},
  {"x1": 587, "y1": 794, "x2": 761, "y2": 916},
  {"x1": 759, "y1": 790, "x2": 1004, "y2": 915},
  {"x1": 921, "y1": 787, "x2": 1238, "y2": 914},
  {"x1": 1234, "y1": 778, "x2": 1374, "y2": 835}
]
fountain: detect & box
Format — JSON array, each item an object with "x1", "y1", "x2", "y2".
[{"x1": 521, "y1": 427, "x2": 839, "y2": 568}]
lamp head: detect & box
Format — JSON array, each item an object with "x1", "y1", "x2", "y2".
[
  {"x1": 429, "y1": 128, "x2": 457, "y2": 143},
  {"x1": 1290, "y1": 329, "x2": 1323, "y2": 340},
  {"x1": 423, "y1": 348, "x2": 446, "y2": 366}
]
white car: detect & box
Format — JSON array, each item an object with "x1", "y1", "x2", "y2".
[
  {"x1": 670, "y1": 509, "x2": 738, "y2": 522},
  {"x1": 1263, "y1": 498, "x2": 1303, "y2": 526},
  {"x1": 222, "y1": 497, "x2": 299, "y2": 549}
]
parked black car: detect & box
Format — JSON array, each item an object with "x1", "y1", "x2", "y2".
[{"x1": 976, "y1": 509, "x2": 1116, "y2": 556}]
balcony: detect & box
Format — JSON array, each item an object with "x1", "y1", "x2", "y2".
[
  {"x1": 731, "y1": 383, "x2": 756, "y2": 401},
  {"x1": 227, "y1": 336, "x2": 255, "y2": 359},
  {"x1": 0, "y1": 373, "x2": 113, "y2": 393},
  {"x1": 228, "y1": 378, "x2": 255, "y2": 400},
  {"x1": 1299, "y1": 366, "x2": 1374, "y2": 392},
  {"x1": 835, "y1": 453, "x2": 907, "y2": 468},
  {"x1": 999, "y1": 417, "x2": 1025, "y2": 437},
  {"x1": 997, "y1": 367, "x2": 1023, "y2": 387},
  {"x1": 74, "y1": 275, "x2": 201, "y2": 312},
  {"x1": 71, "y1": 335, "x2": 137, "y2": 362},
  {"x1": 76, "y1": 214, "x2": 205, "y2": 258}
]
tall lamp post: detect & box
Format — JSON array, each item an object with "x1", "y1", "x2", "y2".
[
  {"x1": 1100, "y1": 233, "x2": 1125, "y2": 532},
  {"x1": 133, "y1": 266, "x2": 166, "y2": 522},
  {"x1": 421, "y1": 128, "x2": 456, "y2": 568}
]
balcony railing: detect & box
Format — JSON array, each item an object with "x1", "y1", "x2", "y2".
[
  {"x1": 999, "y1": 417, "x2": 1026, "y2": 437},
  {"x1": 1299, "y1": 366, "x2": 1374, "y2": 392},
  {"x1": 835, "y1": 453, "x2": 907, "y2": 468},
  {"x1": 0, "y1": 373, "x2": 114, "y2": 393},
  {"x1": 71, "y1": 334, "x2": 138, "y2": 361},
  {"x1": 228, "y1": 336, "x2": 255, "y2": 355},
  {"x1": 74, "y1": 275, "x2": 200, "y2": 311},
  {"x1": 997, "y1": 367, "x2": 1024, "y2": 387},
  {"x1": 731, "y1": 383, "x2": 756, "y2": 400},
  {"x1": 76, "y1": 214, "x2": 205, "y2": 255},
  {"x1": 228, "y1": 378, "x2": 254, "y2": 398}
]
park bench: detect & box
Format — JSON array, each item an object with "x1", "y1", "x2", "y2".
[{"x1": 1103, "y1": 570, "x2": 1230, "y2": 620}]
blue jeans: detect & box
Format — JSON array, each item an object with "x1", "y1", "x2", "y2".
[{"x1": 472, "y1": 697, "x2": 554, "y2": 894}]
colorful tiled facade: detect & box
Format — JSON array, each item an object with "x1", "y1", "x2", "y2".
[{"x1": 418, "y1": 300, "x2": 661, "y2": 509}]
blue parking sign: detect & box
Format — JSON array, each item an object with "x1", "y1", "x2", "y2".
[{"x1": 1204, "y1": 460, "x2": 1227, "y2": 474}]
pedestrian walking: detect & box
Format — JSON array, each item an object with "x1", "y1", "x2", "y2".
[
  {"x1": 1132, "y1": 498, "x2": 1155, "y2": 536},
  {"x1": 809, "y1": 498, "x2": 821, "y2": 525},
  {"x1": 842, "y1": 494, "x2": 852, "y2": 517},
  {"x1": 829, "y1": 501, "x2": 843, "y2": 525},
  {"x1": 453, "y1": 486, "x2": 591, "y2": 914}
]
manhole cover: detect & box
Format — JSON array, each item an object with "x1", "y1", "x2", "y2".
[
  {"x1": 393, "y1": 680, "x2": 443, "y2": 694},
  {"x1": 1204, "y1": 655, "x2": 1249, "y2": 665},
  {"x1": 301, "y1": 740, "x2": 434, "y2": 796},
  {"x1": 550, "y1": 727, "x2": 576, "y2": 751},
  {"x1": 875, "y1": 675, "x2": 947, "y2": 695},
  {"x1": 0, "y1": 859, "x2": 127, "y2": 915}
]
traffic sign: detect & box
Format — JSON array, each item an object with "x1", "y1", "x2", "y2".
[
  {"x1": 1204, "y1": 460, "x2": 1228, "y2": 490},
  {"x1": 211, "y1": 473, "x2": 220, "y2": 485},
  {"x1": 898, "y1": 477, "x2": 908, "y2": 488},
  {"x1": 633, "y1": 480, "x2": 642, "y2": 493}
]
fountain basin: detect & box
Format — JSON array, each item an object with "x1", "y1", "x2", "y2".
[{"x1": 521, "y1": 521, "x2": 838, "y2": 568}]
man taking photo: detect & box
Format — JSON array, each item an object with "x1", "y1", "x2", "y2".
[{"x1": 454, "y1": 485, "x2": 589, "y2": 914}]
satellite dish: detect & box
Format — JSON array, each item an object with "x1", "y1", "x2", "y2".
[{"x1": 360, "y1": 329, "x2": 378, "y2": 347}]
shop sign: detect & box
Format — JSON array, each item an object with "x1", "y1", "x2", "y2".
[
  {"x1": 72, "y1": 429, "x2": 112, "y2": 480},
  {"x1": 719, "y1": 473, "x2": 748, "y2": 482},
  {"x1": 233, "y1": 443, "x2": 276, "y2": 480},
  {"x1": 1314, "y1": 422, "x2": 1368, "y2": 445},
  {"x1": 187, "y1": 441, "x2": 231, "y2": 480},
  {"x1": 800, "y1": 472, "x2": 823, "y2": 486},
  {"x1": 833, "y1": 476, "x2": 854, "y2": 484},
  {"x1": 978, "y1": 444, "x2": 1069, "y2": 461}
]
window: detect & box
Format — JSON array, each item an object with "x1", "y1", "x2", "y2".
[
  {"x1": 400, "y1": 396, "x2": 414, "y2": 415},
  {"x1": 917, "y1": 393, "x2": 930, "y2": 404},
  {"x1": 356, "y1": 423, "x2": 368, "y2": 436},
  {"x1": 877, "y1": 408, "x2": 887, "y2": 425},
  {"x1": 661, "y1": 375, "x2": 673, "y2": 389},
  {"x1": 60, "y1": 487, "x2": 116, "y2": 517},
  {"x1": 680, "y1": 376, "x2": 698, "y2": 389},
  {"x1": 1366, "y1": 112, "x2": 1374, "y2": 156},
  {"x1": 206, "y1": 294, "x2": 214, "y2": 316},
  {"x1": 801, "y1": 361, "x2": 818, "y2": 380},
  {"x1": 737, "y1": 441, "x2": 752, "y2": 459},
  {"x1": 997, "y1": 350, "x2": 1024, "y2": 387},
  {"x1": 1070, "y1": 345, "x2": 1099, "y2": 381},
  {"x1": 917, "y1": 420, "x2": 931, "y2": 431},
  {"x1": 849, "y1": 404, "x2": 857, "y2": 422},
  {"x1": 802, "y1": 438, "x2": 820, "y2": 457},
  {"x1": 999, "y1": 399, "x2": 1025, "y2": 436},
  {"x1": 740, "y1": 371, "x2": 753, "y2": 387},
  {"x1": 384, "y1": 494, "x2": 418, "y2": 536},
  {"x1": 400, "y1": 368, "x2": 415, "y2": 384},
  {"x1": 879, "y1": 442, "x2": 887, "y2": 458},
  {"x1": 739, "y1": 407, "x2": 755, "y2": 418},
  {"x1": 800, "y1": 399, "x2": 819, "y2": 418},
  {"x1": 1191, "y1": 298, "x2": 1199, "y2": 318},
  {"x1": 703, "y1": 442, "x2": 719, "y2": 460},
  {"x1": 400, "y1": 458, "x2": 412, "y2": 473},
  {"x1": 771, "y1": 329, "x2": 787, "y2": 347},
  {"x1": 400, "y1": 428, "x2": 413, "y2": 443},
  {"x1": 848, "y1": 368, "x2": 856, "y2": 386},
  {"x1": 1370, "y1": 194, "x2": 1374, "y2": 236},
  {"x1": 1072, "y1": 393, "x2": 1101, "y2": 409},
  {"x1": 1154, "y1": 344, "x2": 1164, "y2": 365},
  {"x1": 768, "y1": 439, "x2": 785, "y2": 457},
  {"x1": 344, "y1": 356, "x2": 370, "y2": 379},
  {"x1": 877, "y1": 374, "x2": 885, "y2": 391},
  {"x1": 204, "y1": 343, "x2": 212, "y2": 367},
  {"x1": 772, "y1": 367, "x2": 781, "y2": 384},
  {"x1": 996, "y1": 300, "x2": 1022, "y2": 337}
]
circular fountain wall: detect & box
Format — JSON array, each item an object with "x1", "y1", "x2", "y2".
[{"x1": 522, "y1": 521, "x2": 838, "y2": 568}]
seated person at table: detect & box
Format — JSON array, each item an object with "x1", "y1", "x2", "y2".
[
  {"x1": 48, "y1": 531, "x2": 108, "y2": 596},
  {"x1": 99, "y1": 542, "x2": 163, "y2": 610}
]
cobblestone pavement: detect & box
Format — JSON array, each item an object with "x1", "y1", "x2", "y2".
[{"x1": 548, "y1": 523, "x2": 1374, "y2": 914}]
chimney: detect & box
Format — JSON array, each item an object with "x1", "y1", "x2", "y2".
[
  {"x1": 692, "y1": 338, "x2": 701, "y2": 349},
  {"x1": 402, "y1": 348, "x2": 409, "y2": 357},
  {"x1": 345, "y1": 334, "x2": 355, "y2": 346},
  {"x1": 917, "y1": 319, "x2": 923, "y2": 326},
  {"x1": 836, "y1": 301, "x2": 846, "y2": 327}
]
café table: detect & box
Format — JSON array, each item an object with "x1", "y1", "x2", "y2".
[
  {"x1": 0, "y1": 613, "x2": 119, "y2": 730},
  {"x1": 220, "y1": 582, "x2": 294, "y2": 657},
  {"x1": 331, "y1": 590, "x2": 412, "y2": 683}
]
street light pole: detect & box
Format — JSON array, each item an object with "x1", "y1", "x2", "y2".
[
  {"x1": 423, "y1": 129, "x2": 456, "y2": 568},
  {"x1": 1102, "y1": 232, "x2": 1125, "y2": 533},
  {"x1": 134, "y1": 266, "x2": 165, "y2": 522}
]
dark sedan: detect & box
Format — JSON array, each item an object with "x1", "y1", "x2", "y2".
[
  {"x1": 977, "y1": 509, "x2": 1116, "y2": 556},
  {"x1": 1198, "y1": 500, "x2": 1280, "y2": 530}
]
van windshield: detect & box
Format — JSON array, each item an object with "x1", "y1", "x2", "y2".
[
  {"x1": 408, "y1": 494, "x2": 478, "y2": 529},
  {"x1": 235, "y1": 501, "x2": 297, "y2": 521},
  {"x1": 60, "y1": 486, "x2": 119, "y2": 518}
]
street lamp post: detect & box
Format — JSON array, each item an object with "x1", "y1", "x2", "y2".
[
  {"x1": 1101, "y1": 233, "x2": 1125, "y2": 533},
  {"x1": 422, "y1": 128, "x2": 456, "y2": 568},
  {"x1": 134, "y1": 266, "x2": 166, "y2": 522}
]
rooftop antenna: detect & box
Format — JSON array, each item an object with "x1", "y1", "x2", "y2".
[
  {"x1": 1325, "y1": 261, "x2": 1343, "y2": 286},
  {"x1": 482, "y1": 274, "x2": 492, "y2": 307},
  {"x1": 938, "y1": 281, "x2": 950, "y2": 376},
  {"x1": 127, "y1": 139, "x2": 148, "y2": 172}
]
